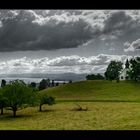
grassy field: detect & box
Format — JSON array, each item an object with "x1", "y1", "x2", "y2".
[
  {"x1": 1, "y1": 102, "x2": 140, "y2": 130},
  {"x1": 0, "y1": 80, "x2": 140, "y2": 130}
]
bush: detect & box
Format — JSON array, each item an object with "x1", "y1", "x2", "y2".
[{"x1": 86, "y1": 74, "x2": 104, "y2": 80}]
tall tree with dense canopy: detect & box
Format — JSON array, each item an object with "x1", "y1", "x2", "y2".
[
  {"x1": 105, "y1": 61, "x2": 123, "y2": 81},
  {"x1": 128, "y1": 57, "x2": 140, "y2": 81},
  {"x1": 2, "y1": 80, "x2": 36, "y2": 117}
]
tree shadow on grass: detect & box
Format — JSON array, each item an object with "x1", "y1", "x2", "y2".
[
  {"x1": 0, "y1": 114, "x2": 34, "y2": 121},
  {"x1": 39, "y1": 109, "x2": 56, "y2": 113}
]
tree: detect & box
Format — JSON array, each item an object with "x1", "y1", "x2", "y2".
[
  {"x1": 1, "y1": 79, "x2": 6, "y2": 87},
  {"x1": 56, "y1": 82, "x2": 59, "y2": 86},
  {"x1": 30, "y1": 82, "x2": 36, "y2": 88},
  {"x1": 38, "y1": 94, "x2": 55, "y2": 112},
  {"x1": 39, "y1": 79, "x2": 48, "y2": 90},
  {"x1": 2, "y1": 80, "x2": 36, "y2": 117},
  {"x1": 128, "y1": 57, "x2": 140, "y2": 81},
  {"x1": 69, "y1": 80, "x2": 72, "y2": 83},
  {"x1": 105, "y1": 61, "x2": 123, "y2": 81}
]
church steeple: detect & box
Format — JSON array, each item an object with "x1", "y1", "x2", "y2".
[{"x1": 125, "y1": 59, "x2": 129, "y2": 69}]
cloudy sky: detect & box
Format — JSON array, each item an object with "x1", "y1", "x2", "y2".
[{"x1": 0, "y1": 10, "x2": 139, "y2": 76}]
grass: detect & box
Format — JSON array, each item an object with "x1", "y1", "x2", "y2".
[
  {"x1": 39, "y1": 80, "x2": 140, "y2": 102},
  {"x1": 0, "y1": 80, "x2": 140, "y2": 130},
  {"x1": 1, "y1": 102, "x2": 140, "y2": 130}
]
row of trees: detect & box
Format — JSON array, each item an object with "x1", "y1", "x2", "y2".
[
  {"x1": 0, "y1": 80, "x2": 55, "y2": 117},
  {"x1": 0, "y1": 78, "x2": 73, "y2": 92}
]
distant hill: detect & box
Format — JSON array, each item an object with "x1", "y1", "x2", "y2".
[
  {"x1": 0, "y1": 73, "x2": 87, "y2": 81},
  {"x1": 0, "y1": 72, "x2": 104, "y2": 81}
]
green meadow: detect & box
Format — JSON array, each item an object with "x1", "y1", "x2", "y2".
[{"x1": 0, "y1": 80, "x2": 140, "y2": 130}]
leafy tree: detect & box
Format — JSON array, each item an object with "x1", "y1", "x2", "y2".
[
  {"x1": 1, "y1": 79, "x2": 6, "y2": 87},
  {"x1": 128, "y1": 57, "x2": 140, "y2": 81},
  {"x1": 69, "y1": 80, "x2": 72, "y2": 83},
  {"x1": 2, "y1": 80, "x2": 36, "y2": 117},
  {"x1": 38, "y1": 94, "x2": 55, "y2": 112},
  {"x1": 30, "y1": 82, "x2": 36, "y2": 88},
  {"x1": 105, "y1": 61, "x2": 123, "y2": 81},
  {"x1": 39, "y1": 79, "x2": 48, "y2": 91},
  {"x1": 86, "y1": 74, "x2": 104, "y2": 80},
  {"x1": 56, "y1": 82, "x2": 59, "y2": 86}
]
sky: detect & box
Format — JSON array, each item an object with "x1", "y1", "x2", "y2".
[{"x1": 0, "y1": 10, "x2": 139, "y2": 76}]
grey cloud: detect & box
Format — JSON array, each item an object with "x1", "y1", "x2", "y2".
[
  {"x1": 103, "y1": 11, "x2": 133, "y2": 37},
  {"x1": 0, "y1": 10, "x2": 140, "y2": 55},
  {"x1": 101, "y1": 10, "x2": 140, "y2": 43},
  {"x1": 124, "y1": 39, "x2": 140, "y2": 52},
  {"x1": 0, "y1": 10, "x2": 93, "y2": 52}
]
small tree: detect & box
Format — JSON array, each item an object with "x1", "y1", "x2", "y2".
[
  {"x1": 2, "y1": 80, "x2": 36, "y2": 117},
  {"x1": 30, "y1": 82, "x2": 36, "y2": 88},
  {"x1": 69, "y1": 80, "x2": 72, "y2": 83},
  {"x1": 1, "y1": 79, "x2": 6, "y2": 87},
  {"x1": 56, "y1": 82, "x2": 59, "y2": 86},
  {"x1": 38, "y1": 94, "x2": 55, "y2": 112},
  {"x1": 39, "y1": 79, "x2": 48, "y2": 90}
]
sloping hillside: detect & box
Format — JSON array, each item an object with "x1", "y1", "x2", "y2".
[{"x1": 39, "y1": 80, "x2": 140, "y2": 102}]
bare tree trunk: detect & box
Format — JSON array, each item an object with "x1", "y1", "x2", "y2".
[
  {"x1": 12, "y1": 107, "x2": 17, "y2": 117},
  {"x1": 39, "y1": 104, "x2": 42, "y2": 112},
  {"x1": 1, "y1": 108, "x2": 3, "y2": 115}
]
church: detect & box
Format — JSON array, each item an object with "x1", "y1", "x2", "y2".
[
  {"x1": 119, "y1": 59, "x2": 130, "y2": 81},
  {"x1": 119, "y1": 68, "x2": 129, "y2": 80}
]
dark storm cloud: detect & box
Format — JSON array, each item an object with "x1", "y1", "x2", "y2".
[
  {"x1": 103, "y1": 11, "x2": 133, "y2": 37},
  {"x1": 0, "y1": 10, "x2": 140, "y2": 54},
  {"x1": 102, "y1": 10, "x2": 140, "y2": 42},
  {"x1": 0, "y1": 10, "x2": 93, "y2": 52}
]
